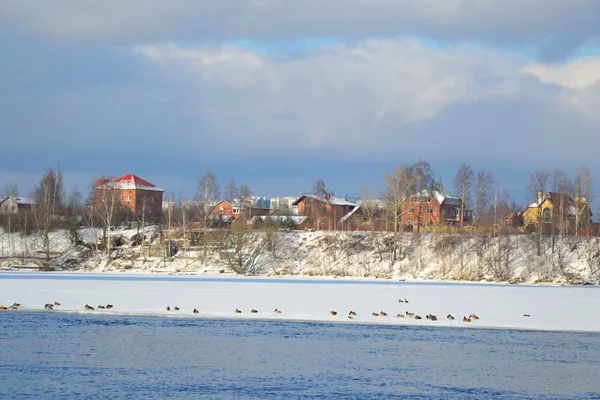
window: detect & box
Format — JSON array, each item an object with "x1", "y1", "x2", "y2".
[
  {"x1": 233, "y1": 208, "x2": 240, "y2": 214},
  {"x1": 450, "y1": 209, "x2": 458, "y2": 217},
  {"x1": 446, "y1": 198, "x2": 458, "y2": 205},
  {"x1": 407, "y1": 220, "x2": 414, "y2": 226},
  {"x1": 120, "y1": 195, "x2": 124, "y2": 201},
  {"x1": 427, "y1": 208, "x2": 433, "y2": 214},
  {"x1": 408, "y1": 208, "x2": 414, "y2": 214},
  {"x1": 426, "y1": 221, "x2": 433, "y2": 226},
  {"x1": 410, "y1": 196, "x2": 418, "y2": 202},
  {"x1": 425, "y1": 197, "x2": 431, "y2": 203},
  {"x1": 543, "y1": 207, "x2": 551, "y2": 221},
  {"x1": 127, "y1": 195, "x2": 132, "y2": 202}
]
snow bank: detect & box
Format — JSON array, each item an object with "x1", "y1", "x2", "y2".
[{"x1": 2, "y1": 272, "x2": 600, "y2": 333}]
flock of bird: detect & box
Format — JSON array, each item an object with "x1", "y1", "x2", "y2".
[{"x1": 1, "y1": 297, "x2": 483, "y2": 323}]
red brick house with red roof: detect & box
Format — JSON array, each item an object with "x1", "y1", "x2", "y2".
[{"x1": 95, "y1": 174, "x2": 164, "y2": 218}]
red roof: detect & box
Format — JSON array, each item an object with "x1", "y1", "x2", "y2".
[
  {"x1": 96, "y1": 174, "x2": 164, "y2": 192},
  {"x1": 113, "y1": 174, "x2": 157, "y2": 188}
]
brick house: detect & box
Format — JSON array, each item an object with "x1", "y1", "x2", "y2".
[
  {"x1": 403, "y1": 188, "x2": 472, "y2": 230},
  {"x1": 293, "y1": 194, "x2": 359, "y2": 231},
  {"x1": 209, "y1": 200, "x2": 270, "y2": 220},
  {"x1": 95, "y1": 174, "x2": 164, "y2": 219}
]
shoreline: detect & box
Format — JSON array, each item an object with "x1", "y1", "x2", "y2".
[
  {"x1": 6, "y1": 308, "x2": 600, "y2": 335},
  {"x1": 3, "y1": 271, "x2": 600, "y2": 333},
  {"x1": 2, "y1": 269, "x2": 597, "y2": 288}
]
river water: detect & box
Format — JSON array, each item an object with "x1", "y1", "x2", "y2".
[{"x1": 1, "y1": 312, "x2": 599, "y2": 399}]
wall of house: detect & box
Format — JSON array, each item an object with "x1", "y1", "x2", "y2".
[
  {"x1": 95, "y1": 189, "x2": 162, "y2": 219},
  {"x1": 522, "y1": 200, "x2": 551, "y2": 226},
  {"x1": 297, "y1": 197, "x2": 354, "y2": 231},
  {"x1": 402, "y1": 198, "x2": 441, "y2": 229},
  {"x1": 0, "y1": 198, "x2": 17, "y2": 214}
]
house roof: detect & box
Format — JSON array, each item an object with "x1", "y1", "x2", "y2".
[
  {"x1": 292, "y1": 194, "x2": 358, "y2": 207},
  {"x1": 339, "y1": 205, "x2": 361, "y2": 223},
  {"x1": 96, "y1": 174, "x2": 164, "y2": 192},
  {"x1": 414, "y1": 188, "x2": 460, "y2": 205},
  {"x1": 1, "y1": 196, "x2": 35, "y2": 206},
  {"x1": 526, "y1": 192, "x2": 574, "y2": 209}
]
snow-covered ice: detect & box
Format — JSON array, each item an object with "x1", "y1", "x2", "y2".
[{"x1": 2, "y1": 272, "x2": 599, "y2": 333}]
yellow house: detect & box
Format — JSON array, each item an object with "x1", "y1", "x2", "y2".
[{"x1": 522, "y1": 192, "x2": 591, "y2": 230}]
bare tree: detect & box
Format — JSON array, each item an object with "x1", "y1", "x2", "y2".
[
  {"x1": 31, "y1": 167, "x2": 65, "y2": 270},
  {"x1": 3, "y1": 183, "x2": 18, "y2": 197},
  {"x1": 528, "y1": 170, "x2": 550, "y2": 256},
  {"x1": 406, "y1": 160, "x2": 435, "y2": 233},
  {"x1": 92, "y1": 178, "x2": 121, "y2": 253},
  {"x1": 312, "y1": 179, "x2": 328, "y2": 197},
  {"x1": 574, "y1": 164, "x2": 593, "y2": 237},
  {"x1": 196, "y1": 170, "x2": 220, "y2": 226},
  {"x1": 239, "y1": 184, "x2": 253, "y2": 219},
  {"x1": 473, "y1": 170, "x2": 494, "y2": 226},
  {"x1": 382, "y1": 165, "x2": 412, "y2": 262},
  {"x1": 224, "y1": 179, "x2": 239, "y2": 203},
  {"x1": 219, "y1": 223, "x2": 265, "y2": 275},
  {"x1": 453, "y1": 164, "x2": 474, "y2": 230}
]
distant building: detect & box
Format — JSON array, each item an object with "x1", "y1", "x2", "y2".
[
  {"x1": 95, "y1": 174, "x2": 164, "y2": 219},
  {"x1": 0, "y1": 196, "x2": 35, "y2": 215},
  {"x1": 209, "y1": 200, "x2": 270, "y2": 220},
  {"x1": 293, "y1": 193, "x2": 359, "y2": 231},
  {"x1": 269, "y1": 196, "x2": 298, "y2": 214},
  {"x1": 251, "y1": 196, "x2": 271, "y2": 209}
]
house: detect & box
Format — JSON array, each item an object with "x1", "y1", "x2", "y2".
[
  {"x1": 521, "y1": 192, "x2": 592, "y2": 232},
  {"x1": 95, "y1": 174, "x2": 164, "y2": 219},
  {"x1": 293, "y1": 193, "x2": 360, "y2": 231},
  {"x1": 403, "y1": 187, "x2": 472, "y2": 230},
  {"x1": 0, "y1": 196, "x2": 35, "y2": 214},
  {"x1": 209, "y1": 200, "x2": 270, "y2": 220}
]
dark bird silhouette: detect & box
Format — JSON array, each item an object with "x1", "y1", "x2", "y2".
[
  {"x1": 330, "y1": 311, "x2": 337, "y2": 316},
  {"x1": 193, "y1": 308, "x2": 199, "y2": 314},
  {"x1": 447, "y1": 314, "x2": 455, "y2": 320},
  {"x1": 235, "y1": 308, "x2": 242, "y2": 313}
]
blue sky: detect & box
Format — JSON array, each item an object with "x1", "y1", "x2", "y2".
[{"x1": 1, "y1": 1, "x2": 600, "y2": 206}]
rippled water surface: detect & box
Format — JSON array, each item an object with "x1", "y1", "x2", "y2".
[{"x1": 1, "y1": 313, "x2": 600, "y2": 399}]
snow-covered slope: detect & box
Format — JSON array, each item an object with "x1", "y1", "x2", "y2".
[{"x1": 1, "y1": 227, "x2": 600, "y2": 284}]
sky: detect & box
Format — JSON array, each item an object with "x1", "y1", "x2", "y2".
[{"x1": 1, "y1": 1, "x2": 600, "y2": 205}]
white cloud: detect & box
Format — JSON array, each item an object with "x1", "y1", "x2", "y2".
[
  {"x1": 523, "y1": 56, "x2": 600, "y2": 120},
  {"x1": 133, "y1": 39, "x2": 525, "y2": 149},
  {"x1": 524, "y1": 57, "x2": 600, "y2": 89}
]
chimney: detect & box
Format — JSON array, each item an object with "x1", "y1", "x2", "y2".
[
  {"x1": 95, "y1": 177, "x2": 110, "y2": 188},
  {"x1": 537, "y1": 191, "x2": 542, "y2": 200}
]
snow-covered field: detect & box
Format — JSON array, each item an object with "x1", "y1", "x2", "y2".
[{"x1": 2, "y1": 272, "x2": 600, "y2": 333}]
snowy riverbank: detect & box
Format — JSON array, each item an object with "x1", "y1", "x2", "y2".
[{"x1": 2, "y1": 272, "x2": 600, "y2": 333}]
